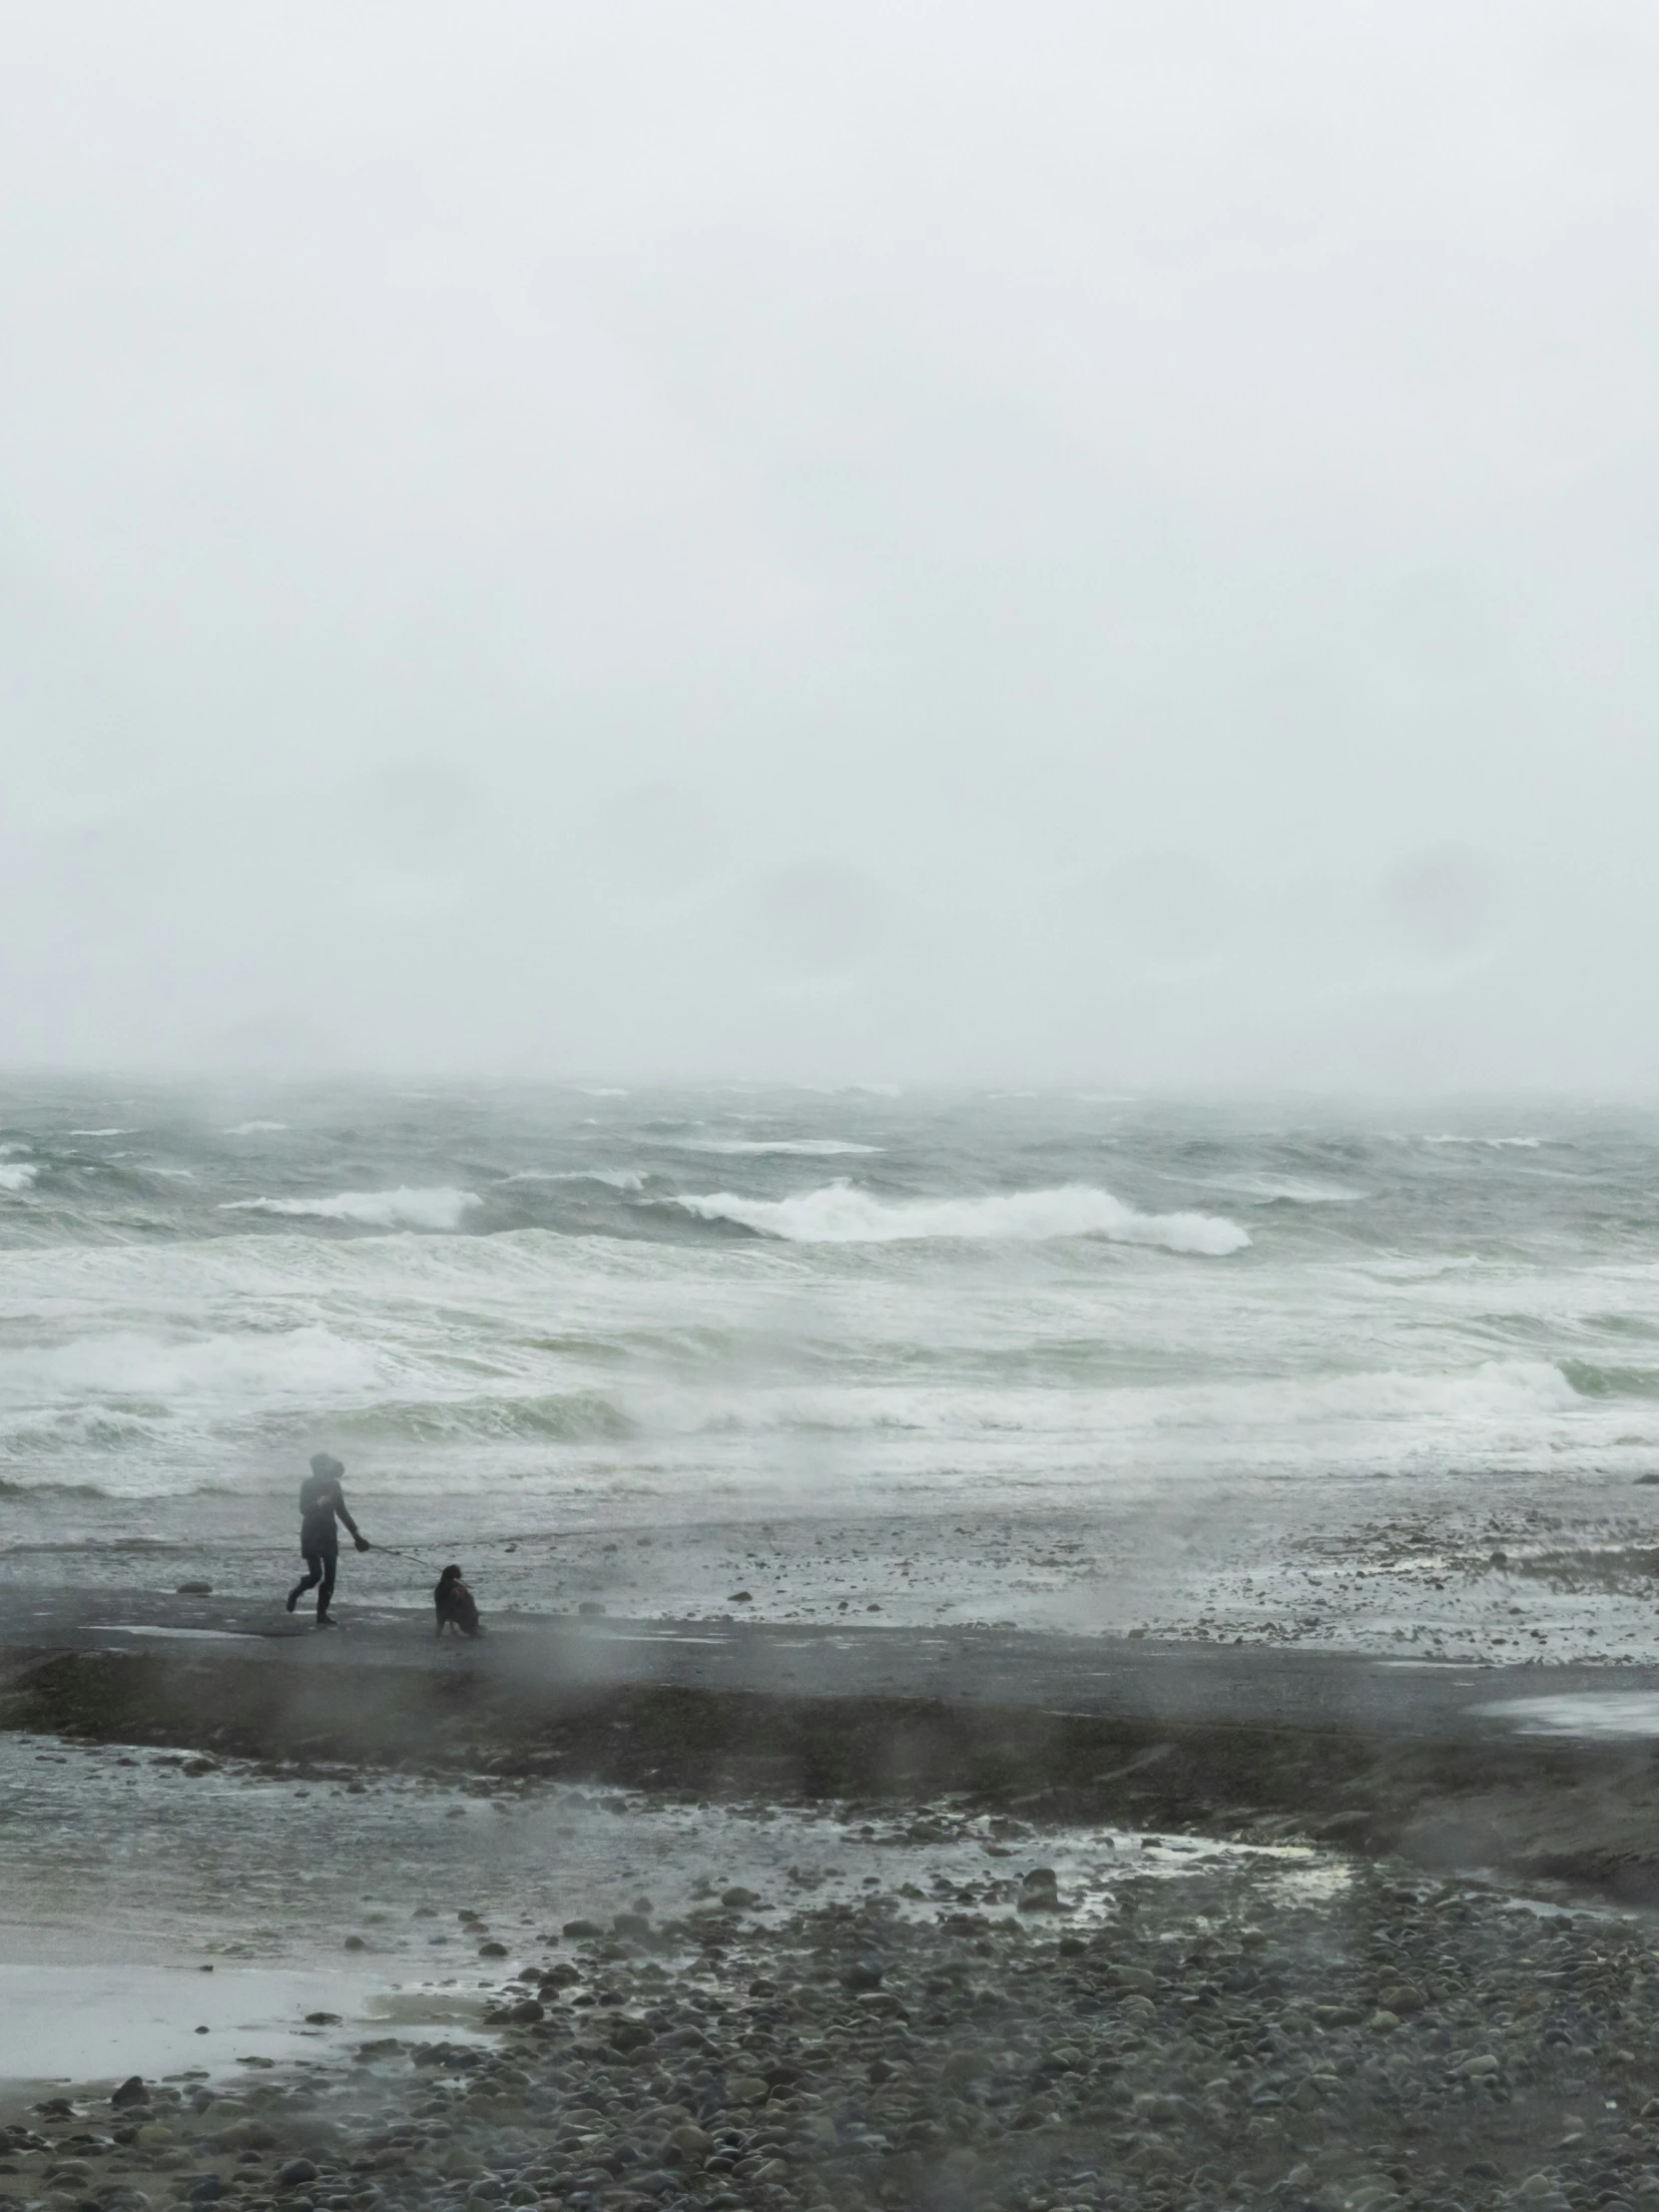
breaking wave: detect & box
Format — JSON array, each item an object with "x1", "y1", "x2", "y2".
[
  {"x1": 669, "y1": 1180, "x2": 1250, "y2": 1254},
  {"x1": 225, "y1": 1120, "x2": 287, "y2": 1135},
  {"x1": 1559, "y1": 1359, "x2": 1659, "y2": 1399},
  {"x1": 0, "y1": 1162, "x2": 38, "y2": 1194},
  {"x1": 332, "y1": 1390, "x2": 637, "y2": 1445},
  {"x1": 221, "y1": 1186, "x2": 480, "y2": 1231}
]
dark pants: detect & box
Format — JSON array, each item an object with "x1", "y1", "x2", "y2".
[{"x1": 290, "y1": 1546, "x2": 337, "y2": 1617}]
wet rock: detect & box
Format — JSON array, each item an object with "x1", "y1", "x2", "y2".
[
  {"x1": 276, "y1": 2161, "x2": 317, "y2": 2189},
  {"x1": 1021, "y1": 1867, "x2": 1057, "y2": 1920},
  {"x1": 1378, "y1": 1982, "x2": 1425, "y2": 2014},
  {"x1": 111, "y1": 2080, "x2": 148, "y2": 2110},
  {"x1": 720, "y1": 1888, "x2": 761, "y2": 1910},
  {"x1": 217, "y1": 2122, "x2": 276, "y2": 2152}
]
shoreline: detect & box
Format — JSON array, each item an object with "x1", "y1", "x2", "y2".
[
  {"x1": 10, "y1": 1593, "x2": 1659, "y2": 1901},
  {"x1": 10, "y1": 1485, "x2": 1659, "y2": 1669}
]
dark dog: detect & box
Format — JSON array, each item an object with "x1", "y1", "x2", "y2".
[{"x1": 433, "y1": 1564, "x2": 482, "y2": 1638}]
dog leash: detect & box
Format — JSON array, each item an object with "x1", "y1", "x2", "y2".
[{"x1": 371, "y1": 1543, "x2": 450, "y2": 1572}]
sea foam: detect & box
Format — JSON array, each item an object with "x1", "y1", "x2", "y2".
[
  {"x1": 670, "y1": 1180, "x2": 1249, "y2": 1254},
  {"x1": 0, "y1": 1163, "x2": 37, "y2": 1194},
  {"x1": 221, "y1": 1186, "x2": 480, "y2": 1231}
]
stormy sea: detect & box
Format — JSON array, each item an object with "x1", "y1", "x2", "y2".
[
  {"x1": 11, "y1": 1083, "x2": 1659, "y2": 2203},
  {"x1": 4, "y1": 1082, "x2": 1659, "y2": 1657}
]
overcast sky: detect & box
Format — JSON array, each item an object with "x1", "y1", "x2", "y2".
[{"x1": 3, "y1": 2, "x2": 1658, "y2": 1087}]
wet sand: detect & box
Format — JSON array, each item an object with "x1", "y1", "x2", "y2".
[
  {"x1": 11, "y1": 1591, "x2": 1659, "y2": 1902},
  {"x1": 11, "y1": 1476, "x2": 1659, "y2": 1666},
  {"x1": 12, "y1": 1590, "x2": 1659, "y2": 2212}
]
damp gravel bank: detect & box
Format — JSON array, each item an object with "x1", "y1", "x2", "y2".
[{"x1": 7, "y1": 1845, "x2": 1659, "y2": 2212}]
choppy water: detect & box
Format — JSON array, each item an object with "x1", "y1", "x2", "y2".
[{"x1": 3, "y1": 1084, "x2": 1658, "y2": 1586}]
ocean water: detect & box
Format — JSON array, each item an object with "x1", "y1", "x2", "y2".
[{"x1": 2, "y1": 1084, "x2": 1658, "y2": 1613}]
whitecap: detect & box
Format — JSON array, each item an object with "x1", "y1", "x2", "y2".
[
  {"x1": 225, "y1": 1120, "x2": 288, "y2": 1135},
  {"x1": 1202, "y1": 1173, "x2": 1365, "y2": 1205},
  {"x1": 669, "y1": 1180, "x2": 1249, "y2": 1255},
  {"x1": 1422, "y1": 1134, "x2": 1541, "y2": 1149},
  {"x1": 220, "y1": 1186, "x2": 481, "y2": 1231},
  {"x1": 500, "y1": 1169, "x2": 645, "y2": 1191},
  {"x1": 0, "y1": 1163, "x2": 37, "y2": 1194},
  {"x1": 70, "y1": 1128, "x2": 131, "y2": 1138},
  {"x1": 675, "y1": 1139, "x2": 883, "y2": 1157}
]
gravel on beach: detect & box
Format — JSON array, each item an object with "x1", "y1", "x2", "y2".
[{"x1": 9, "y1": 1847, "x2": 1659, "y2": 2212}]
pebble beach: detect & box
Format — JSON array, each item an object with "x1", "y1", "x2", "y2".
[{"x1": 9, "y1": 1810, "x2": 1659, "y2": 2212}]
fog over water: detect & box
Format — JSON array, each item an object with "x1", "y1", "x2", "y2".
[{"x1": 4, "y1": 5, "x2": 1659, "y2": 1085}]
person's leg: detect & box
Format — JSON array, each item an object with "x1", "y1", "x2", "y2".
[
  {"x1": 287, "y1": 1551, "x2": 323, "y2": 1613},
  {"x1": 316, "y1": 1548, "x2": 338, "y2": 1621}
]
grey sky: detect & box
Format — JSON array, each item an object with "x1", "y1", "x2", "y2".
[{"x1": 3, "y1": 2, "x2": 1657, "y2": 1085}]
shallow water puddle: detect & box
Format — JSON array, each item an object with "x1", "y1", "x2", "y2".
[
  {"x1": 0, "y1": 1960, "x2": 381, "y2": 2086},
  {"x1": 1476, "y1": 1690, "x2": 1659, "y2": 1736},
  {"x1": 83, "y1": 1624, "x2": 265, "y2": 1642},
  {"x1": 0, "y1": 1728, "x2": 1351, "y2": 2090}
]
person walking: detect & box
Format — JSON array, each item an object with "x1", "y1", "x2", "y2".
[{"x1": 285, "y1": 1452, "x2": 369, "y2": 1627}]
